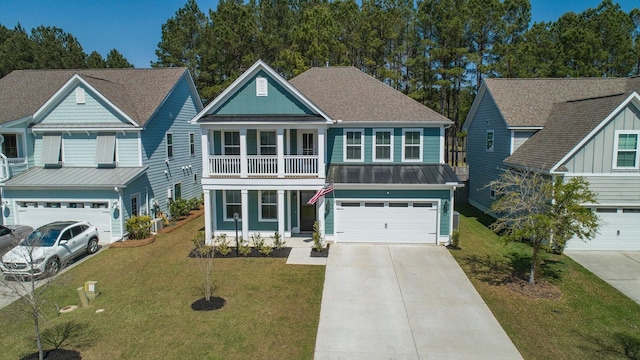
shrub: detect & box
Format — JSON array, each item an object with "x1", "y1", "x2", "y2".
[
  {"x1": 312, "y1": 221, "x2": 324, "y2": 252},
  {"x1": 451, "y1": 230, "x2": 461, "y2": 248},
  {"x1": 125, "y1": 215, "x2": 152, "y2": 240},
  {"x1": 214, "y1": 234, "x2": 231, "y2": 256},
  {"x1": 251, "y1": 233, "x2": 273, "y2": 256},
  {"x1": 188, "y1": 196, "x2": 202, "y2": 211},
  {"x1": 238, "y1": 236, "x2": 251, "y2": 256},
  {"x1": 271, "y1": 232, "x2": 286, "y2": 249},
  {"x1": 169, "y1": 198, "x2": 191, "y2": 220}
]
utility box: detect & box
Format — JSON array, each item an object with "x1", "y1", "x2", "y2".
[
  {"x1": 452, "y1": 211, "x2": 460, "y2": 231},
  {"x1": 84, "y1": 281, "x2": 99, "y2": 301}
]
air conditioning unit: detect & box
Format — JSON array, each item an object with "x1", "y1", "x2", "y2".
[{"x1": 151, "y1": 218, "x2": 164, "y2": 233}]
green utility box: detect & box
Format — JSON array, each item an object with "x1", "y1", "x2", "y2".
[{"x1": 85, "y1": 281, "x2": 99, "y2": 301}]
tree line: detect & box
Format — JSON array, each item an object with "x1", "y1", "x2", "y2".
[
  {"x1": 0, "y1": 24, "x2": 133, "y2": 78},
  {"x1": 153, "y1": 0, "x2": 639, "y2": 164}
]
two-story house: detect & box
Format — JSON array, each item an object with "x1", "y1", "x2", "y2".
[
  {"x1": 464, "y1": 77, "x2": 640, "y2": 250},
  {"x1": 0, "y1": 68, "x2": 203, "y2": 243},
  {"x1": 193, "y1": 60, "x2": 461, "y2": 244}
]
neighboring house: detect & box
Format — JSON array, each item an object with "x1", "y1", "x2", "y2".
[
  {"x1": 0, "y1": 68, "x2": 203, "y2": 243},
  {"x1": 193, "y1": 60, "x2": 462, "y2": 245},
  {"x1": 464, "y1": 77, "x2": 640, "y2": 250}
]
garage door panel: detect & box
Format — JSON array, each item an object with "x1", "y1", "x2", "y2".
[
  {"x1": 335, "y1": 201, "x2": 438, "y2": 244},
  {"x1": 566, "y1": 209, "x2": 640, "y2": 251},
  {"x1": 17, "y1": 206, "x2": 112, "y2": 243}
]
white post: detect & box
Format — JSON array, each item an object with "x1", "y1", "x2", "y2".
[
  {"x1": 277, "y1": 128, "x2": 284, "y2": 178},
  {"x1": 286, "y1": 190, "x2": 291, "y2": 236},
  {"x1": 240, "y1": 128, "x2": 248, "y2": 178},
  {"x1": 277, "y1": 190, "x2": 285, "y2": 237},
  {"x1": 317, "y1": 127, "x2": 325, "y2": 178},
  {"x1": 203, "y1": 189, "x2": 212, "y2": 244},
  {"x1": 318, "y1": 196, "x2": 325, "y2": 238},
  {"x1": 201, "y1": 131, "x2": 209, "y2": 177},
  {"x1": 241, "y1": 189, "x2": 249, "y2": 241}
]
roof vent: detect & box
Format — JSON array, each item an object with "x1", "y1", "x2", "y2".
[
  {"x1": 256, "y1": 77, "x2": 268, "y2": 97},
  {"x1": 75, "y1": 88, "x2": 85, "y2": 104}
]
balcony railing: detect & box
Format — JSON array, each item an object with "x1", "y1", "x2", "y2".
[{"x1": 208, "y1": 155, "x2": 318, "y2": 177}]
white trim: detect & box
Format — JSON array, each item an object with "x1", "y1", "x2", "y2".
[
  {"x1": 373, "y1": 129, "x2": 393, "y2": 162},
  {"x1": 166, "y1": 132, "x2": 174, "y2": 159},
  {"x1": 192, "y1": 60, "x2": 332, "y2": 122},
  {"x1": 440, "y1": 127, "x2": 445, "y2": 164},
  {"x1": 343, "y1": 129, "x2": 364, "y2": 162},
  {"x1": 31, "y1": 127, "x2": 142, "y2": 133},
  {"x1": 552, "y1": 92, "x2": 640, "y2": 172},
  {"x1": 485, "y1": 129, "x2": 494, "y2": 152},
  {"x1": 137, "y1": 132, "x2": 143, "y2": 166},
  {"x1": 402, "y1": 128, "x2": 423, "y2": 162},
  {"x1": 223, "y1": 190, "x2": 242, "y2": 221},
  {"x1": 612, "y1": 130, "x2": 640, "y2": 170},
  {"x1": 563, "y1": 172, "x2": 640, "y2": 177},
  {"x1": 258, "y1": 190, "x2": 278, "y2": 222},
  {"x1": 508, "y1": 126, "x2": 544, "y2": 131},
  {"x1": 333, "y1": 120, "x2": 452, "y2": 127}
]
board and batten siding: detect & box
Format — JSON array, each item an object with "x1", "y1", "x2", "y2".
[
  {"x1": 141, "y1": 74, "x2": 202, "y2": 215},
  {"x1": 39, "y1": 84, "x2": 131, "y2": 125},
  {"x1": 216, "y1": 71, "x2": 314, "y2": 115},
  {"x1": 466, "y1": 93, "x2": 511, "y2": 212},
  {"x1": 563, "y1": 105, "x2": 640, "y2": 173}
]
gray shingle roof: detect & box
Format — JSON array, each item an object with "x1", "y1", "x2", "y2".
[
  {"x1": 504, "y1": 93, "x2": 630, "y2": 171},
  {"x1": 289, "y1": 67, "x2": 451, "y2": 123},
  {"x1": 327, "y1": 164, "x2": 460, "y2": 185},
  {"x1": 484, "y1": 77, "x2": 629, "y2": 127},
  {"x1": 3, "y1": 167, "x2": 148, "y2": 188},
  {"x1": 0, "y1": 68, "x2": 188, "y2": 126}
]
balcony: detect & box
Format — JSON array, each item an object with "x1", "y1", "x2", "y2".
[{"x1": 208, "y1": 155, "x2": 319, "y2": 177}]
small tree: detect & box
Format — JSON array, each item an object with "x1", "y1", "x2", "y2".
[
  {"x1": 191, "y1": 231, "x2": 215, "y2": 301},
  {"x1": 488, "y1": 169, "x2": 599, "y2": 285}
]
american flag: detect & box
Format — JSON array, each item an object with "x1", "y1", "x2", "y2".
[{"x1": 307, "y1": 183, "x2": 334, "y2": 205}]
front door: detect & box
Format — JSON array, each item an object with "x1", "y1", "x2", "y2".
[
  {"x1": 299, "y1": 191, "x2": 317, "y2": 232},
  {"x1": 298, "y1": 131, "x2": 317, "y2": 155}
]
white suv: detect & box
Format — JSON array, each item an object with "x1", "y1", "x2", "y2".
[{"x1": 1, "y1": 221, "x2": 99, "y2": 278}]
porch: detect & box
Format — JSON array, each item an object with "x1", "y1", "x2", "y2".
[{"x1": 208, "y1": 155, "x2": 319, "y2": 177}]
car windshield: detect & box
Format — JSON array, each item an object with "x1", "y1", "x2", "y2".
[{"x1": 20, "y1": 227, "x2": 62, "y2": 247}]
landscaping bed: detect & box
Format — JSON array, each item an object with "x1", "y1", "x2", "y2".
[{"x1": 451, "y1": 205, "x2": 640, "y2": 359}]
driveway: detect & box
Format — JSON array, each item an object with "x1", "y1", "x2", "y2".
[
  {"x1": 565, "y1": 251, "x2": 640, "y2": 305},
  {"x1": 314, "y1": 244, "x2": 522, "y2": 359}
]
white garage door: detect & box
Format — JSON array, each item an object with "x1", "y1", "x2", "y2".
[
  {"x1": 16, "y1": 202, "x2": 112, "y2": 243},
  {"x1": 566, "y1": 208, "x2": 640, "y2": 250},
  {"x1": 334, "y1": 200, "x2": 438, "y2": 243}
]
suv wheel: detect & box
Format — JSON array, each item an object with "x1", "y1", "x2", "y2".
[
  {"x1": 45, "y1": 258, "x2": 60, "y2": 277},
  {"x1": 87, "y1": 238, "x2": 99, "y2": 254}
]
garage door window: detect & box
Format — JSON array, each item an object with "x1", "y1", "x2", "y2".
[
  {"x1": 389, "y1": 203, "x2": 408, "y2": 207},
  {"x1": 365, "y1": 202, "x2": 384, "y2": 207},
  {"x1": 413, "y1": 203, "x2": 433, "y2": 207},
  {"x1": 623, "y1": 208, "x2": 640, "y2": 213},
  {"x1": 340, "y1": 202, "x2": 360, "y2": 207}
]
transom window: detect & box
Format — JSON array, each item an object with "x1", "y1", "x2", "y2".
[
  {"x1": 224, "y1": 190, "x2": 241, "y2": 220},
  {"x1": 614, "y1": 131, "x2": 639, "y2": 169},
  {"x1": 259, "y1": 131, "x2": 276, "y2": 155},
  {"x1": 344, "y1": 129, "x2": 364, "y2": 161},
  {"x1": 486, "y1": 130, "x2": 494, "y2": 152},
  {"x1": 259, "y1": 190, "x2": 277, "y2": 221},
  {"x1": 166, "y1": 133, "x2": 174, "y2": 158},
  {"x1": 223, "y1": 132, "x2": 240, "y2": 155},
  {"x1": 374, "y1": 130, "x2": 392, "y2": 161},
  {"x1": 402, "y1": 129, "x2": 422, "y2": 161}
]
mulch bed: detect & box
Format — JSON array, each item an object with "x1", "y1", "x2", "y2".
[
  {"x1": 504, "y1": 277, "x2": 563, "y2": 300},
  {"x1": 310, "y1": 243, "x2": 330, "y2": 257},
  {"x1": 110, "y1": 208, "x2": 204, "y2": 249},
  {"x1": 189, "y1": 247, "x2": 292, "y2": 258},
  {"x1": 191, "y1": 297, "x2": 226, "y2": 311}
]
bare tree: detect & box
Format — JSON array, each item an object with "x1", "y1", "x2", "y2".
[
  {"x1": 488, "y1": 168, "x2": 599, "y2": 285},
  {"x1": 191, "y1": 231, "x2": 215, "y2": 302}
]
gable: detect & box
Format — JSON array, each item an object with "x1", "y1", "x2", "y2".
[
  {"x1": 35, "y1": 84, "x2": 134, "y2": 127},
  {"x1": 215, "y1": 71, "x2": 315, "y2": 115}
]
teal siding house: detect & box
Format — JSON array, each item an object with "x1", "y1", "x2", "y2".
[
  {"x1": 0, "y1": 68, "x2": 203, "y2": 243},
  {"x1": 194, "y1": 60, "x2": 461, "y2": 245},
  {"x1": 464, "y1": 77, "x2": 640, "y2": 250}
]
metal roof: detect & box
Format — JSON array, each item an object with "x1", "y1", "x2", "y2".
[
  {"x1": 2, "y1": 167, "x2": 148, "y2": 189},
  {"x1": 327, "y1": 164, "x2": 461, "y2": 185}
]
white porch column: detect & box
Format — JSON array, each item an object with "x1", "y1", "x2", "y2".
[
  {"x1": 201, "y1": 131, "x2": 209, "y2": 177},
  {"x1": 203, "y1": 189, "x2": 212, "y2": 245},
  {"x1": 277, "y1": 190, "x2": 285, "y2": 237},
  {"x1": 277, "y1": 128, "x2": 285, "y2": 178},
  {"x1": 241, "y1": 189, "x2": 249, "y2": 241},
  {"x1": 286, "y1": 190, "x2": 292, "y2": 236},
  {"x1": 240, "y1": 128, "x2": 248, "y2": 178},
  {"x1": 318, "y1": 196, "x2": 326, "y2": 238},
  {"x1": 317, "y1": 127, "x2": 325, "y2": 178}
]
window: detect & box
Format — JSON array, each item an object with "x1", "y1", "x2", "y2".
[
  {"x1": 174, "y1": 183, "x2": 182, "y2": 200},
  {"x1": 259, "y1": 190, "x2": 277, "y2": 221},
  {"x1": 1, "y1": 134, "x2": 18, "y2": 158},
  {"x1": 131, "y1": 193, "x2": 140, "y2": 216},
  {"x1": 68, "y1": 203, "x2": 84, "y2": 209},
  {"x1": 259, "y1": 131, "x2": 276, "y2": 155},
  {"x1": 374, "y1": 130, "x2": 392, "y2": 161},
  {"x1": 402, "y1": 129, "x2": 422, "y2": 161},
  {"x1": 189, "y1": 133, "x2": 196, "y2": 156},
  {"x1": 490, "y1": 188, "x2": 496, "y2": 199},
  {"x1": 224, "y1": 190, "x2": 241, "y2": 220},
  {"x1": 486, "y1": 130, "x2": 494, "y2": 152},
  {"x1": 614, "y1": 131, "x2": 639, "y2": 169},
  {"x1": 166, "y1": 133, "x2": 174, "y2": 158},
  {"x1": 344, "y1": 129, "x2": 364, "y2": 161},
  {"x1": 45, "y1": 202, "x2": 61, "y2": 208},
  {"x1": 223, "y1": 131, "x2": 240, "y2": 155}
]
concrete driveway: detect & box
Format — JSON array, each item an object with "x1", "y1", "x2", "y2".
[
  {"x1": 314, "y1": 244, "x2": 522, "y2": 359},
  {"x1": 565, "y1": 251, "x2": 640, "y2": 305}
]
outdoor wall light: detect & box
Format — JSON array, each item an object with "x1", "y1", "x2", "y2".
[
  {"x1": 442, "y1": 200, "x2": 449, "y2": 214},
  {"x1": 112, "y1": 200, "x2": 119, "y2": 209}
]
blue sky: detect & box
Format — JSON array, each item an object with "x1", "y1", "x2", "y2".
[{"x1": 0, "y1": 0, "x2": 638, "y2": 68}]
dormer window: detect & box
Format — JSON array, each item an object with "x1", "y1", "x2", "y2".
[{"x1": 256, "y1": 77, "x2": 268, "y2": 97}]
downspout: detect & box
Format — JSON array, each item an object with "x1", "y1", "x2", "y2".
[{"x1": 115, "y1": 186, "x2": 124, "y2": 241}]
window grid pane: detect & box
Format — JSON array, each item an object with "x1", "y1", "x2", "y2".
[{"x1": 346, "y1": 146, "x2": 361, "y2": 160}]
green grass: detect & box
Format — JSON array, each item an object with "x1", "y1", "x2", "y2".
[
  {"x1": 452, "y1": 205, "x2": 640, "y2": 359},
  {"x1": 0, "y1": 216, "x2": 325, "y2": 359}
]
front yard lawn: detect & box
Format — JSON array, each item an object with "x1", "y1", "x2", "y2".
[
  {"x1": 0, "y1": 216, "x2": 325, "y2": 359},
  {"x1": 452, "y1": 205, "x2": 640, "y2": 359}
]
